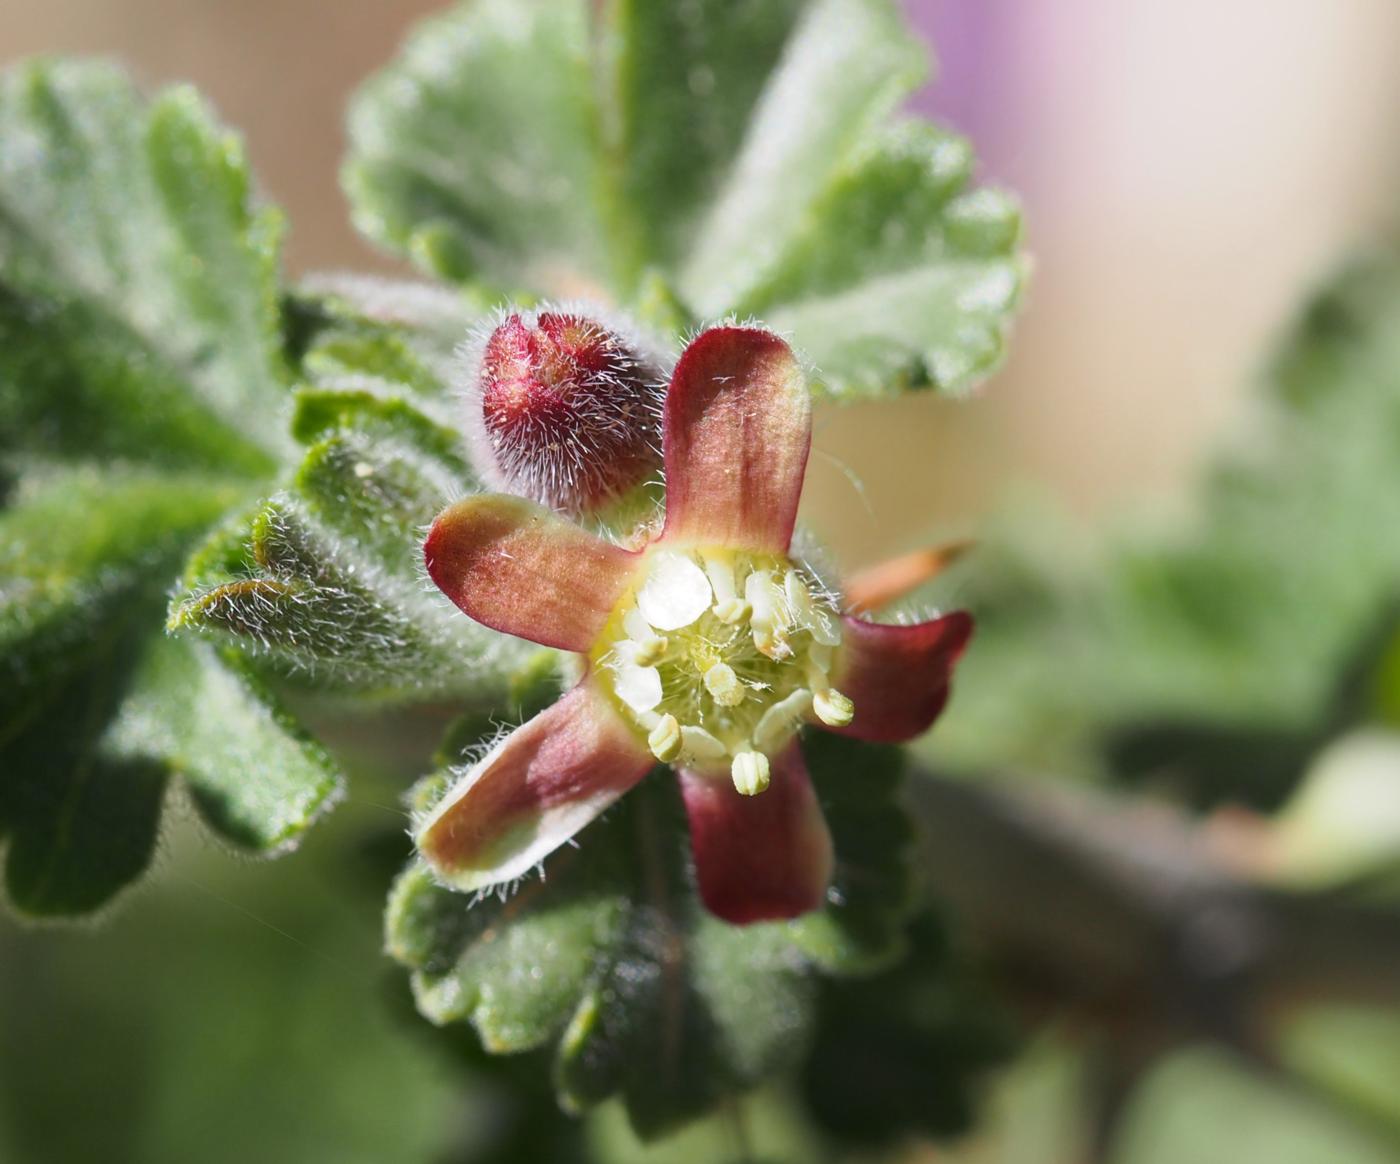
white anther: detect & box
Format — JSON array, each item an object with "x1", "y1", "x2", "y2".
[
  {"x1": 783, "y1": 568, "x2": 811, "y2": 614},
  {"x1": 680, "y1": 726, "x2": 727, "y2": 762},
  {"x1": 637, "y1": 550, "x2": 712, "y2": 631},
  {"x1": 648, "y1": 714, "x2": 682, "y2": 763},
  {"x1": 731, "y1": 750, "x2": 771, "y2": 796},
  {"x1": 702, "y1": 662, "x2": 745, "y2": 707},
  {"x1": 753, "y1": 689, "x2": 814, "y2": 753},
  {"x1": 812, "y1": 688, "x2": 855, "y2": 728}
]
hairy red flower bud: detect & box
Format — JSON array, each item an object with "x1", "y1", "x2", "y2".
[{"x1": 460, "y1": 309, "x2": 665, "y2": 517}]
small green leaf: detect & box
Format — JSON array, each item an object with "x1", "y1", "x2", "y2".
[
  {"x1": 171, "y1": 298, "x2": 545, "y2": 702},
  {"x1": 297, "y1": 303, "x2": 468, "y2": 406},
  {"x1": 386, "y1": 729, "x2": 913, "y2": 1137},
  {"x1": 291, "y1": 386, "x2": 471, "y2": 478},
  {"x1": 0, "y1": 60, "x2": 291, "y2": 472},
  {"x1": 344, "y1": 0, "x2": 614, "y2": 294},
  {"x1": 293, "y1": 273, "x2": 485, "y2": 363},
  {"x1": 105, "y1": 637, "x2": 343, "y2": 852},
  {"x1": 170, "y1": 493, "x2": 488, "y2": 699},
  {"x1": 287, "y1": 285, "x2": 480, "y2": 461}
]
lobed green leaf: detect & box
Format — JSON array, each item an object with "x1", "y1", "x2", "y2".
[
  {"x1": 606, "y1": 0, "x2": 810, "y2": 273},
  {"x1": 0, "y1": 60, "x2": 291, "y2": 472},
  {"x1": 751, "y1": 123, "x2": 1024, "y2": 397},
  {"x1": 342, "y1": 0, "x2": 1026, "y2": 400},
  {"x1": 0, "y1": 468, "x2": 239, "y2": 914},
  {"x1": 676, "y1": 0, "x2": 928, "y2": 314},
  {"x1": 105, "y1": 637, "x2": 343, "y2": 852},
  {"x1": 344, "y1": 0, "x2": 614, "y2": 295}
]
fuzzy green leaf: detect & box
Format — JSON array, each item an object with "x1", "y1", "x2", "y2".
[
  {"x1": 0, "y1": 60, "x2": 361, "y2": 915},
  {"x1": 607, "y1": 0, "x2": 810, "y2": 272},
  {"x1": 344, "y1": 0, "x2": 614, "y2": 295},
  {"x1": 0, "y1": 468, "x2": 238, "y2": 914},
  {"x1": 290, "y1": 279, "x2": 484, "y2": 406},
  {"x1": 105, "y1": 637, "x2": 343, "y2": 851},
  {"x1": 675, "y1": 0, "x2": 927, "y2": 314},
  {"x1": 169, "y1": 491, "x2": 512, "y2": 700},
  {"x1": 751, "y1": 123, "x2": 1024, "y2": 397},
  {"x1": 169, "y1": 302, "x2": 545, "y2": 702},
  {"x1": 0, "y1": 60, "x2": 291, "y2": 473},
  {"x1": 342, "y1": 0, "x2": 1025, "y2": 400},
  {"x1": 169, "y1": 444, "x2": 538, "y2": 704},
  {"x1": 386, "y1": 729, "x2": 912, "y2": 1138}
]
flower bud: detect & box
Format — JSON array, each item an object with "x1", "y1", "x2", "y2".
[{"x1": 461, "y1": 308, "x2": 665, "y2": 517}]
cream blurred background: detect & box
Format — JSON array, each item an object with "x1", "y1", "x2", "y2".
[{"x1": 4, "y1": 0, "x2": 1399, "y2": 565}]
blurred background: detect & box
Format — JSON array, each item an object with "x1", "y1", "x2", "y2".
[{"x1": 4, "y1": 1, "x2": 1400, "y2": 1162}]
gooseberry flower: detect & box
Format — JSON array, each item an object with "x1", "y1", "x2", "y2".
[{"x1": 420, "y1": 326, "x2": 972, "y2": 924}]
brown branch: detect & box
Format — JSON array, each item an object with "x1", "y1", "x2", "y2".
[{"x1": 905, "y1": 768, "x2": 1400, "y2": 1057}]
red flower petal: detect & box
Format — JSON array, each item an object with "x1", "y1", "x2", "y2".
[
  {"x1": 661, "y1": 326, "x2": 811, "y2": 553},
  {"x1": 829, "y1": 612, "x2": 974, "y2": 743},
  {"x1": 678, "y1": 744, "x2": 833, "y2": 925},
  {"x1": 417, "y1": 683, "x2": 653, "y2": 889},
  {"x1": 425, "y1": 494, "x2": 638, "y2": 652}
]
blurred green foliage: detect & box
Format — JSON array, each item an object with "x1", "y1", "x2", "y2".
[{"x1": 940, "y1": 251, "x2": 1400, "y2": 812}]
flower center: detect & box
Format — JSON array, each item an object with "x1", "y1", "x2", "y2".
[{"x1": 589, "y1": 547, "x2": 854, "y2": 796}]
